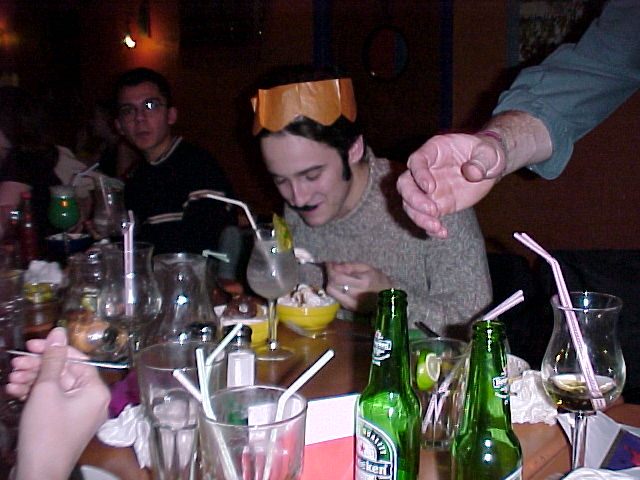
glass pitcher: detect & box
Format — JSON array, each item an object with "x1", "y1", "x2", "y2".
[
  {"x1": 145, "y1": 253, "x2": 218, "y2": 346},
  {"x1": 99, "y1": 242, "x2": 161, "y2": 353}
]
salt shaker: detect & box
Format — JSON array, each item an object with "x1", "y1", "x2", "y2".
[{"x1": 223, "y1": 324, "x2": 255, "y2": 387}]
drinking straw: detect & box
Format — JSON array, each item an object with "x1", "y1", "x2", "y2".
[
  {"x1": 6, "y1": 349, "x2": 129, "y2": 370},
  {"x1": 195, "y1": 347, "x2": 215, "y2": 419},
  {"x1": 98, "y1": 175, "x2": 111, "y2": 217},
  {"x1": 70, "y1": 162, "x2": 100, "y2": 186},
  {"x1": 201, "y1": 249, "x2": 230, "y2": 263},
  {"x1": 422, "y1": 290, "x2": 526, "y2": 430},
  {"x1": 187, "y1": 190, "x2": 258, "y2": 232},
  {"x1": 194, "y1": 347, "x2": 240, "y2": 480},
  {"x1": 172, "y1": 369, "x2": 203, "y2": 403},
  {"x1": 514, "y1": 232, "x2": 605, "y2": 410},
  {"x1": 122, "y1": 211, "x2": 135, "y2": 317},
  {"x1": 274, "y1": 349, "x2": 335, "y2": 421},
  {"x1": 482, "y1": 289, "x2": 524, "y2": 321},
  {"x1": 205, "y1": 322, "x2": 244, "y2": 367},
  {"x1": 263, "y1": 349, "x2": 335, "y2": 480}
]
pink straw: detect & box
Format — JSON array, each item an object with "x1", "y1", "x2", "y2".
[
  {"x1": 122, "y1": 210, "x2": 135, "y2": 317},
  {"x1": 425, "y1": 291, "x2": 527, "y2": 429},
  {"x1": 483, "y1": 290, "x2": 524, "y2": 321},
  {"x1": 513, "y1": 232, "x2": 605, "y2": 410}
]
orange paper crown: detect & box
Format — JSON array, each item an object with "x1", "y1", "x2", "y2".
[{"x1": 251, "y1": 78, "x2": 357, "y2": 135}]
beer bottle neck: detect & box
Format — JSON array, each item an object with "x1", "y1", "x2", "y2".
[
  {"x1": 461, "y1": 320, "x2": 513, "y2": 429},
  {"x1": 367, "y1": 289, "x2": 412, "y2": 388}
]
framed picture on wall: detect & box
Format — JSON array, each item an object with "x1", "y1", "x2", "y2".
[{"x1": 506, "y1": 0, "x2": 606, "y2": 68}]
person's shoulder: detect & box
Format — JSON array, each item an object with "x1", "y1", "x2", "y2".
[{"x1": 175, "y1": 139, "x2": 218, "y2": 162}]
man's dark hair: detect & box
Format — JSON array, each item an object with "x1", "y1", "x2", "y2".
[
  {"x1": 256, "y1": 65, "x2": 363, "y2": 181},
  {"x1": 114, "y1": 67, "x2": 172, "y2": 106}
]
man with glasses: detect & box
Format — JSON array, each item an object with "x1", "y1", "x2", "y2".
[{"x1": 114, "y1": 67, "x2": 235, "y2": 254}]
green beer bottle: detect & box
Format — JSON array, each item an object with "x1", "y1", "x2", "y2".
[
  {"x1": 355, "y1": 289, "x2": 421, "y2": 480},
  {"x1": 451, "y1": 320, "x2": 522, "y2": 479}
]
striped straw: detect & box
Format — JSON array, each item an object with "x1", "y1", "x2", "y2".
[{"x1": 513, "y1": 232, "x2": 605, "y2": 410}]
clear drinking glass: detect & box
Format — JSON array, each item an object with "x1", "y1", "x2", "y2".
[
  {"x1": 136, "y1": 341, "x2": 225, "y2": 480},
  {"x1": 410, "y1": 337, "x2": 468, "y2": 450},
  {"x1": 92, "y1": 179, "x2": 128, "y2": 239},
  {"x1": 199, "y1": 385, "x2": 307, "y2": 480},
  {"x1": 540, "y1": 291, "x2": 625, "y2": 470},
  {"x1": 99, "y1": 242, "x2": 161, "y2": 355},
  {"x1": 0, "y1": 270, "x2": 24, "y2": 474},
  {"x1": 246, "y1": 225, "x2": 298, "y2": 361}
]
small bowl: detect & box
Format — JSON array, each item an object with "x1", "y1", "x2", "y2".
[
  {"x1": 217, "y1": 304, "x2": 269, "y2": 346},
  {"x1": 45, "y1": 233, "x2": 94, "y2": 259},
  {"x1": 277, "y1": 302, "x2": 340, "y2": 333}
]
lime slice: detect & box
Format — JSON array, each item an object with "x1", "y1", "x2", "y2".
[
  {"x1": 273, "y1": 213, "x2": 293, "y2": 251},
  {"x1": 416, "y1": 350, "x2": 440, "y2": 391}
]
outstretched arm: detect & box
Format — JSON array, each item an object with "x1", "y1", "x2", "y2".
[{"x1": 8, "y1": 328, "x2": 110, "y2": 480}]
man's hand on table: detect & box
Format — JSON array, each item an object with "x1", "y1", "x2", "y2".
[
  {"x1": 7, "y1": 327, "x2": 110, "y2": 480},
  {"x1": 326, "y1": 261, "x2": 392, "y2": 313}
]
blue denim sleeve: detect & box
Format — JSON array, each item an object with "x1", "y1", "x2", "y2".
[{"x1": 493, "y1": 0, "x2": 640, "y2": 179}]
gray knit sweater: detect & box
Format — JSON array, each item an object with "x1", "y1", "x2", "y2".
[{"x1": 284, "y1": 150, "x2": 492, "y2": 337}]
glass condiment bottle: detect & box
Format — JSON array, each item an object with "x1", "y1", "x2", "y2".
[
  {"x1": 355, "y1": 289, "x2": 421, "y2": 480},
  {"x1": 451, "y1": 320, "x2": 522, "y2": 479},
  {"x1": 23, "y1": 282, "x2": 60, "y2": 341},
  {"x1": 223, "y1": 324, "x2": 255, "y2": 388}
]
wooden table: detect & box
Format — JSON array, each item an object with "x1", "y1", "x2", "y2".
[{"x1": 79, "y1": 320, "x2": 640, "y2": 479}]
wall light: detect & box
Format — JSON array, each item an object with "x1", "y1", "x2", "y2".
[{"x1": 123, "y1": 32, "x2": 136, "y2": 48}]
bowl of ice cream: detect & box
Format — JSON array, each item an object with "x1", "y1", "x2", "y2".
[{"x1": 277, "y1": 284, "x2": 339, "y2": 333}]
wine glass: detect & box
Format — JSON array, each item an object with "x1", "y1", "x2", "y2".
[
  {"x1": 540, "y1": 291, "x2": 625, "y2": 470},
  {"x1": 48, "y1": 185, "x2": 80, "y2": 256},
  {"x1": 246, "y1": 225, "x2": 298, "y2": 361}
]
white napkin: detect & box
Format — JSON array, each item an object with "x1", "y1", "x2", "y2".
[
  {"x1": 562, "y1": 467, "x2": 640, "y2": 479},
  {"x1": 23, "y1": 260, "x2": 63, "y2": 285},
  {"x1": 97, "y1": 404, "x2": 151, "y2": 468},
  {"x1": 510, "y1": 370, "x2": 558, "y2": 424}
]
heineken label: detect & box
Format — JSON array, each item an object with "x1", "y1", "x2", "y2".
[
  {"x1": 355, "y1": 417, "x2": 398, "y2": 480},
  {"x1": 502, "y1": 465, "x2": 522, "y2": 480},
  {"x1": 492, "y1": 368, "x2": 510, "y2": 399},
  {"x1": 371, "y1": 330, "x2": 392, "y2": 366}
]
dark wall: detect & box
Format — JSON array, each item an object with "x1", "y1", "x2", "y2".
[
  {"x1": 3, "y1": 0, "x2": 638, "y2": 254},
  {"x1": 451, "y1": 1, "x2": 640, "y2": 256}
]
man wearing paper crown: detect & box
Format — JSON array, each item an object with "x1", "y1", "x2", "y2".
[{"x1": 252, "y1": 67, "x2": 491, "y2": 337}]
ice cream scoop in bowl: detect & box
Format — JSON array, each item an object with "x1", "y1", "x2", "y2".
[{"x1": 277, "y1": 284, "x2": 339, "y2": 336}]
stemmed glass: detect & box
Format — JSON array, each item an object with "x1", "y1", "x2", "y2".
[
  {"x1": 540, "y1": 291, "x2": 625, "y2": 470},
  {"x1": 48, "y1": 185, "x2": 80, "y2": 256},
  {"x1": 246, "y1": 225, "x2": 298, "y2": 361}
]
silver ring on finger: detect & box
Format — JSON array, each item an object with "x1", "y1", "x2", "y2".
[{"x1": 341, "y1": 284, "x2": 350, "y2": 295}]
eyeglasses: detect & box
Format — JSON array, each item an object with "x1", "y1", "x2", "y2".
[{"x1": 118, "y1": 98, "x2": 166, "y2": 120}]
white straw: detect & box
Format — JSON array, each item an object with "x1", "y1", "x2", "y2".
[
  {"x1": 195, "y1": 348, "x2": 239, "y2": 480},
  {"x1": 70, "y1": 162, "x2": 99, "y2": 186},
  {"x1": 187, "y1": 190, "x2": 258, "y2": 232},
  {"x1": 122, "y1": 211, "x2": 135, "y2": 317},
  {"x1": 205, "y1": 323, "x2": 244, "y2": 367},
  {"x1": 483, "y1": 290, "x2": 525, "y2": 321},
  {"x1": 195, "y1": 347, "x2": 215, "y2": 419},
  {"x1": 172, "y1": 369, "x2": 202, "y2": 403},
  {"x1": 263, "y1": 349, "x2": 335, "y2": 480},
  {"x1": 514, "y1": 232, "x2": 605, "y2": 410},
  {"x1": 274, "y1": 349, "x2": 335, "y2": 422}
]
